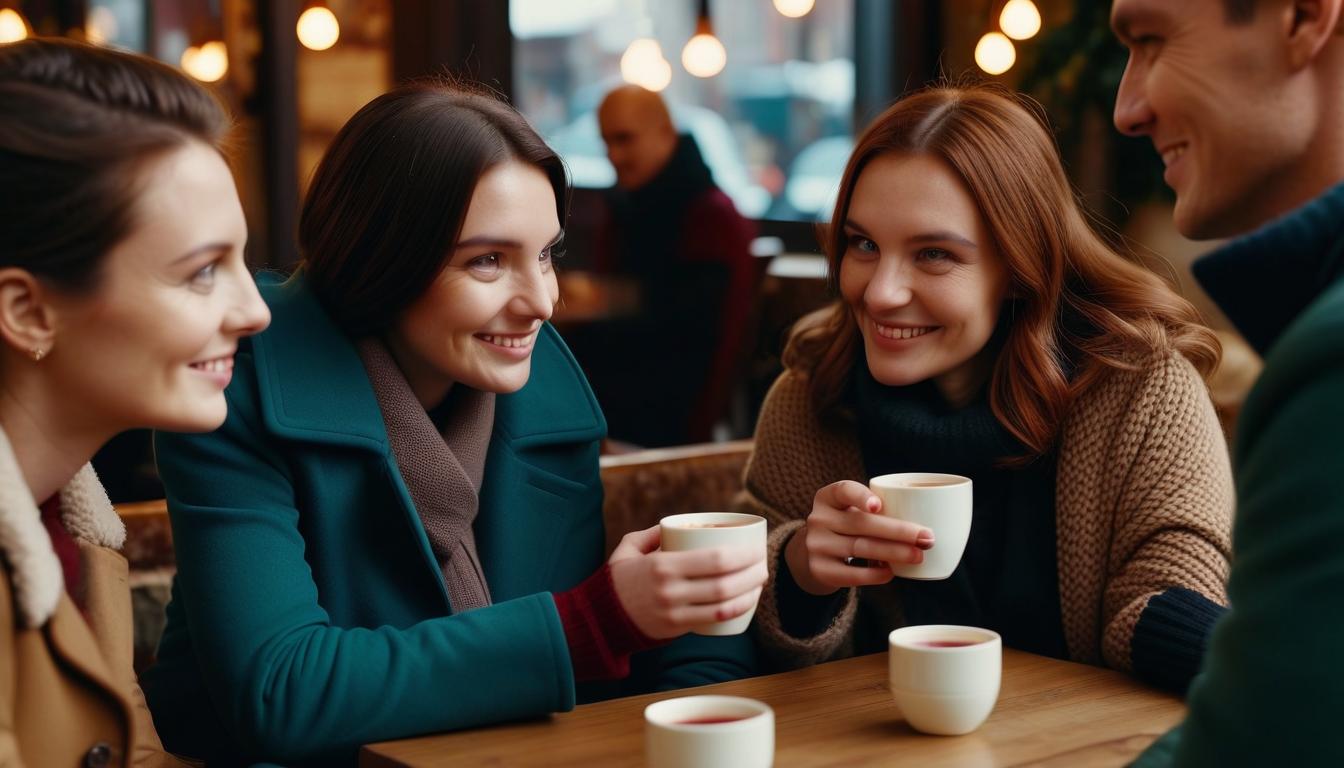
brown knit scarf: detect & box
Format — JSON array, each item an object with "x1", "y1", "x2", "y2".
[{"x1": 356, "y1": 338, "x2": 495, "y2": 612}]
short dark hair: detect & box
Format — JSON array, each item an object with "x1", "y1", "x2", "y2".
[
  {"x1": 0, "y1": 38, "x2": 230, "y2": 292},
  {"x1": 1223, "y1": 0, "x2": 1257, "y2": 23},
  {"x1": 298, "y1": 81, "x2": 569, "y2": 335}
]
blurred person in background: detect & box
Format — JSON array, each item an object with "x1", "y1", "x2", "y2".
[
  {"x1": 1110, "y1": 0, "x2": 1344, "y2": 764},
  {"x1": 579, "y1": 84, "x2": 756, "y2": 447},
  {"x1": 0, "y1": 38, "x2": 270, "y2": 766}
]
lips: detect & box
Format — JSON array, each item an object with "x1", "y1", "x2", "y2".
[
  {"x1": 188, "y1": 354, "x2": 234, "y2": 373},
  {"x1": 1159, "y1": 142, "x2": 1187, "y2": 168},
  {"x1": 874, "y1": 323, "x2": 937, "y2": 340},
  {"x1": 477, "y1": 331, "x2": 537, "y2": 350}
]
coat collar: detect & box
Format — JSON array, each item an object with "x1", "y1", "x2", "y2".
[
  {"x1": 1193, "y1": 181, "x2": 1344, "y2": 356},
  {"x1": 0, "y1": 425, "x2": 123, "y2": 628},
  {"x1": 250, "y1": 272, "x2": 605, "y2": 453}
]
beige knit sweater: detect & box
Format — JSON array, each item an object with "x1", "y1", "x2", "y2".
[{"x1": 739, "y1": 350, "x2": 1233, "y2": 673}]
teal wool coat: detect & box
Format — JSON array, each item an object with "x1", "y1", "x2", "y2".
[{"x1": 142, "y1": 275, "x2": 755, "y2": 766}]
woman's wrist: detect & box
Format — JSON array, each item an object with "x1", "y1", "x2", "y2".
[{"x1": 784, "y1": 527, "x2": 837, "y2": 596}]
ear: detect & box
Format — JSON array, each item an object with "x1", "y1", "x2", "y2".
[
  {"x1": 1285, "y1": 0, "x2": 1344, "y2": 70},
  {"x1": 0, "y1": 268, "x2": 59, "y2": 359}
]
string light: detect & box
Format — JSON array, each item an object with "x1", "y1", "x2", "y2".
[
  {"x1": 974, "y1": 32, "x2": 1015, "y2": 75},
  {"x1": 181, "y1": 40, "x2": 228, "y2": 83},
  {"x1": 0, "y1": 7, "x2": 29, "y2": 43},
  {"x1": 999, "y1": 0, "x2": 1041, "y2": 41},
  {"x1": 681, "y1": 1, "x2": 725, "y2": 78},
  {"x1": 620, "y1": 37, "x2": 672, "y2": 91},
  {"x1": 297, "y1": 4, "x2": 340, "y2": 51},
  {"x1": 772, "y1": 0, "x2": 815, "y2": 18}
]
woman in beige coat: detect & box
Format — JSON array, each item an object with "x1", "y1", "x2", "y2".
[
  {"x1": 743, "y1": 84, "x2": 1233, "y2": 694},
  {"x1": 0, "y1": 39, "x2": 270, "y2": 766}
]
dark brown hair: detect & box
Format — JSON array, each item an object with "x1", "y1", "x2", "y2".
[
  {"x1": 0, "y1": 37, "x2": 230, "y2": 292},
  {"x1": 298, "y1": 80, "x2": 569, "y2": 334},
  {"x1": 785, "y1": 83, "x2": 1220, "y2": 461}
]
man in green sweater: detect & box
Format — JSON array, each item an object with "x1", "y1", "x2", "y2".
[{"x1": 1109, "y1": 0, "x2": 1344, "y2": 764}]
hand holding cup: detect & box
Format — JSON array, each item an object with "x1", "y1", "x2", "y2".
[
  {"x1": 784, "y1": 480, "x2": 936, "y2": 596},
  {"x1": 609, "y1": 515, "x2": 768, "y2": 639}
]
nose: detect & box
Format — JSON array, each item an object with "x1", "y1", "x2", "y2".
[
  {"x1": 865, "y1": 256, "x2": 915, "y2": 311},
  {"x1": 508, "y1": 260, "x2": 557, "y2": 322},
  {"x1": 1113, "y1": 57, "x2": 1154, "y2": 137},
  {"x1": 225, "y1": 270, "x2": 271, "y2": 338}
]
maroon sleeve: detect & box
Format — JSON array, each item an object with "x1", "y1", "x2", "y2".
[
  {"x1": 553, "y1": 564, "x2": 665, "y2": 681},
  {"x1": 681, "y1": 190, "x2": 759, "y2": 439}
]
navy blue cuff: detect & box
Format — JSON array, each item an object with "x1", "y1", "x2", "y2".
[
  {"x1": 1132, "y1": 587, "x2": 1227, "y2": 695},
  {"x1": 775, "y1": 535, "x2": 847, "y2": 639}
]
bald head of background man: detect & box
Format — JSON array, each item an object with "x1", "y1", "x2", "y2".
[{"x1": 598, "y1": 85, "x2": 679, "y2": 191}]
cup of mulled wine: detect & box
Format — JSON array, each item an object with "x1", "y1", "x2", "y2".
[
  {"x1": 644, "y1": 695, "x2": 774, "y2": 768},
  {"x1": 870, "y1": 473, "x2": 972, "y2": 580},
  {"x1": 659, "y1": 512, "x2": 767, "y2": 635},
  {"x1": 888, "y1": 625, "x2": 1001, "y2": 735}
]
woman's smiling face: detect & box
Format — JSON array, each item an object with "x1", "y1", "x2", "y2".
[
  {"x1": 386, "y1": 160, "x2": 562, "y2": 407},
  {"x1": 839, "y1": 152, "x2": 1008, "y2": 392}
]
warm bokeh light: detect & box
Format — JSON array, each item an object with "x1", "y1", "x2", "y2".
[
  {"x1": 974, "y1": 32, "x2": 1015, "y2": 75},
  {"x1": 999, "y1": 0, "x2": 1042, "y2": 41},
  {"x1": 297, "y1": 5, "x2": 340, "y2": 51},
  {"x1": 681, "y1": 32, "x2": 726, "y2": 78},
  {"x1": 620, "y1": 37, "x2": 672, "y2": 92},
  {"x1": 0, "y1": 8, "x2": 29, "y2": 43},
  {"x1": 181, "y1": 40, "x2": 228, "y2": 83},
  {"x1": 772, "y1": 0, "x2": 815, "y2": 18},
  {"x1": 85, "y1": 6, "x2": 119, "y2": 45}
]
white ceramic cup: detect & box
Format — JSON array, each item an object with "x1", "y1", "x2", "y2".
[
  {"x1": 645, "y1": 695, "x2": 774, "y2": 768},
  {"x1": 659, "y1": 512, "x2": 767, "y2": 636},
  {"x1": 869, "y1": 473, "x2": 972, "y2": 580},
  {"x1": 888, "y1": 625, "x2": 1002, "y2": 736}
]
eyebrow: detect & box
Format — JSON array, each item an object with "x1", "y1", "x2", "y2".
[
  {"x1": 455, "y1": 229, "x2": 565, "y2": 252},
  {"x1": 172, "y1": 243, "x2": 232, "y2": 265},
  {"x1": 1111, "y1": 2, "x2": 1168, "y2": 41},
  {"x1": 843, "y1": 220, "x2": 977, "y2": 250}
]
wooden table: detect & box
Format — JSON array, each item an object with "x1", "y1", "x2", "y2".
[{"x1": 361, "y1": 650, "x2": 1184, "y2": 767}]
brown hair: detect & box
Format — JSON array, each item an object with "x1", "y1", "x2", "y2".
[
  {"x1": 784, "y1": 83, "x2": 1220, "y2": 461},
  {"x1": 298, "y1": 80, "x2": 569, "y2": 334},
  {"x1": 0, "y1": 38, "x2": 230, "y2": 292}
]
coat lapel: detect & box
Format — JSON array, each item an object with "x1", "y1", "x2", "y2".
[{"x1": 250, "y1": 275, "x2": 607, "y2": 610}]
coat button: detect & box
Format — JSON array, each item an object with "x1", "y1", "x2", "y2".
[{"x1": 84, "y1": 742, "x2": 113, "y2": 768}]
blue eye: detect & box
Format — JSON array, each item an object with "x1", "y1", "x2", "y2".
[
  {"x1": 190, "y1": 262, "x2": 217, "y2": 288},
  {"x1": 917, "y1": 248, "x2": 952, "y2": 262},
  {"x1": 847, "y1": 235, "x2": 877, "y2": 255}
]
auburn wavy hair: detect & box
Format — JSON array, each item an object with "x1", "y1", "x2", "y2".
[{"x1": 784, "y1": 82, "x2": 1220, "y2": 462}]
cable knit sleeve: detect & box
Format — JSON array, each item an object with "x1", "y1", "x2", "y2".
[
  {"x1": 1057, "y1": 350, "x2": 1233, "y2": 692},
  {"x1": 735, "y1": 371, "x2": 867, "y2": 669}
]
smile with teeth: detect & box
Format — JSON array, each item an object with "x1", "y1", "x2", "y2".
[
  {"x1": 1160, "y1": 144, "x2": 1187, "y2": 167},
  {"x1": 875, "y1": 323, "x2": 936, "y2": 340},
  {"x1": 189, "y1": 356, "x2": 233, "y2": 373},
  {"x1": 479, "y1": 332, "x2": 536, "y2": 349}
]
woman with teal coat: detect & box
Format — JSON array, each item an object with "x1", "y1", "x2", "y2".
[{"x1": 141, "y1": 82, "x2": 766, "y2": 766}]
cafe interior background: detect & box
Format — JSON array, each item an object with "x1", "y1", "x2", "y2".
[{"x1": 0, "y1": 0, "x2": 1259, "y2": 634}]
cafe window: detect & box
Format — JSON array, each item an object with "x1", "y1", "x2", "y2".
[{"x1": 510, "y1": 0, "x2": 855, "y2": 222}]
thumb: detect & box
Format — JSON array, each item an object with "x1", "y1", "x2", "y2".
[{"x1": 613, "y1": 524, "x2": 662, "y2": 559}]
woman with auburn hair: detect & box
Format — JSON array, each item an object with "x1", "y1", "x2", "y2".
[
  {"x1": 142, "y1": 80, "x2": 763, "y2": 766},
  {"x1": 743, "y1": 82, "x2": 1232, "y2": 693},
  {"x1": 0, "y1": 38, "x2": 270, "y2": 765}
]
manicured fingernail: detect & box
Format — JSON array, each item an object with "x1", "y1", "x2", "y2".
[{"x1": 916, "y1": 531, "x2": 935, "y2": 549}]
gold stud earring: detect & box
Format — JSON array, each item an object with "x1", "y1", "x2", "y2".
[{"x1": 30, "y1": 348, "x2": 45, "y2": 362}]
